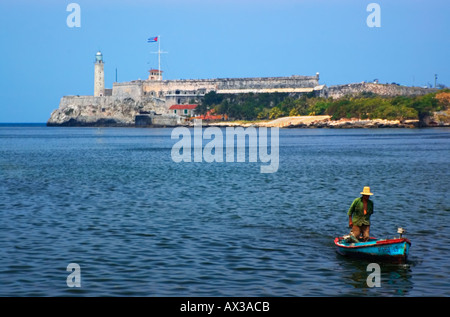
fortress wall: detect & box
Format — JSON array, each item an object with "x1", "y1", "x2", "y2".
[
  {"x1": 216, "y1": 88, "x2": 315, "y2": 94},
  {"x1": 142, "y1": 80, "x2": 217, "y2": 95},
  {"x1": 327, "y1": 83, "x2": 438, "y2": 99},
  {"x1": 57, "y1": 95, "x2": 166, "y2": 114},
  {"x1": 112, "y1": 81, "x2": 143, "y2": 99},
  {"x1": 108, "y1": 75, "x2": 321, "y2": 112},
  {"x1": 137, "y1": 75, "x2": 320, "y2": 95},
  {"x1": 59, "y1": 95, "x2": 116, "y2": 109},
  {"x1": 216, "y1": 76, "x2": 319, "y2": 90}
]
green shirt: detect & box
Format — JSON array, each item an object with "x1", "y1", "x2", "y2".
[{"x1": 347, "y1": 197, "x2": 374, "y2": 226}]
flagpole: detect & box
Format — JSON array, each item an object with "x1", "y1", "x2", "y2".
[
  {"x1": 158, "y1": 35, "x2": 161, "y2": 81},
  {"x1": 149, "y1": 35, "x2": 166, "y2": 81}
]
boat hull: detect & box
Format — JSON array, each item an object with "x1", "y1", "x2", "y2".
[{"x1": 334, "y1": 237, "x2": 411, "y2": 263}]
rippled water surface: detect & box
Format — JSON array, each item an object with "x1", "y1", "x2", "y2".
[{"x1": 0, "y1": 125, "x2": 449, "y2": 296}]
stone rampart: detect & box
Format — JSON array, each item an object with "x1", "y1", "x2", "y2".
[
  {"x1": 110, "y1": 75, "x2": 321, "y2": 111},
  {"x1": 113, "y1": 75, "x2": 321, "y2": 97},
  {"x1": 216, "y1": 75, "x2": 319, "y2": 90},
  {"x1": 58, "y1": 95, "x2": 115, "y2": 109},
  {"x1": 112, "y1": 81, "x2": 144, "y2": 99},
  {"x1": 326, "y1": 83, "x2": 438, "y2": 99}
]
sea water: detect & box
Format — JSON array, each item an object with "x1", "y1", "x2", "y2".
[{"x1": 0, "y1": 125, "x2": 449, "y2": 296}]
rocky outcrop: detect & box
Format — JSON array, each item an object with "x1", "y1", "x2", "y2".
[
  {"x1": 299, "y1": 118, "x2": 420, "y2": 129},
  {"x1": 421, "y1": 109, "x2": 450, "y2": 127},
  {"x1": 47, "y1": 95, "x2": 167, "y2": 127},
  {"x1": 325, "y1": 83, "x2": 438, "y2": 99}
]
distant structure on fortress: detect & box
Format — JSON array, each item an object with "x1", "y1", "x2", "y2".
[{"x1": 93, "y1": 51, "x2": 324, "y2": 109}]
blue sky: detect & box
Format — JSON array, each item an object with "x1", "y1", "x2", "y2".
[{"x1": 0, "y1": 0, "x2": 449, "y2": 122}]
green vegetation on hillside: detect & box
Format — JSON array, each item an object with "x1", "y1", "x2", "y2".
[{"x1": 197, "y1": 90, "x2": 450, "y2": 121}]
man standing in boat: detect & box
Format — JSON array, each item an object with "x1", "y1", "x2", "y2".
[{"x1": 348, "y1": 187, "x2": 374, "y2": 242}]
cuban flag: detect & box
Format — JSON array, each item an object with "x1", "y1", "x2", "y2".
[{"x1": 147, "y1": 36, "x2": 158, "y2": 43}]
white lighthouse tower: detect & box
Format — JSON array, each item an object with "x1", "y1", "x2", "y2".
[{"x1": 94, "y1": 51, "x2": 105, "y2": 97}]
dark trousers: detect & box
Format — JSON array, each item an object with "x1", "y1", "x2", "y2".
[{"x1": 351, "y1": 225, "x2": 370, "y2": 242}]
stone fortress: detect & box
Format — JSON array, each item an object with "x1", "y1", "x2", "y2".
[{"x1": 47, "y1": 51, "x2": 436, "y2": 127}]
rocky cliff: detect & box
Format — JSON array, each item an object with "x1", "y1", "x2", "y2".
[{"x1": 47, "y1": 95, "x2": 167, "y2": 127}]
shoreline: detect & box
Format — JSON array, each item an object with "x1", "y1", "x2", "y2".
[
  {"x1": 199, "y1": 116, "x2": 449, "y2": 129},
  {"x1": 42, "y1": 118, "x2": 450, "y2": 129},
  {"x1": 44, "y1": 113, "x2": 450, "y2": 129}
]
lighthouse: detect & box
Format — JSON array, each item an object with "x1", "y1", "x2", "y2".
[{"x1": 94, "y1": 51, "x2": 105, "y2": 97}]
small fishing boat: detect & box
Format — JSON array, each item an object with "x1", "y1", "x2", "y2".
[{"x1": 334, "y1": 228, "x2": 411, "y2": 262}]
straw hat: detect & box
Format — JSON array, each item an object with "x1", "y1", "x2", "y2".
[{"x1": 360, "y1": 186, "x2": 373, "y2": 196}]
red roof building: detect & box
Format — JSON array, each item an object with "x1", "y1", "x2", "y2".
[
  {"x1": 169, "y1": 104, "x2": 198, "y2": 116},
  {"x1": 148, "y1": 69, "x2": 163, "y2": 81}
]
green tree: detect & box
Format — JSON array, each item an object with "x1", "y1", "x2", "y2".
[
  {"x1": 269, "y1": 107, "x2": 284, "y2": 119},
  {"x1": 289, "y1": 107, "x2": 300, "y2": 116},
  {"x1": 257, "y1": 108, "x2": 270, "y2": 120},
  {"x1": 411, "y1": 93, "x2": 439, "y2": 121}
]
